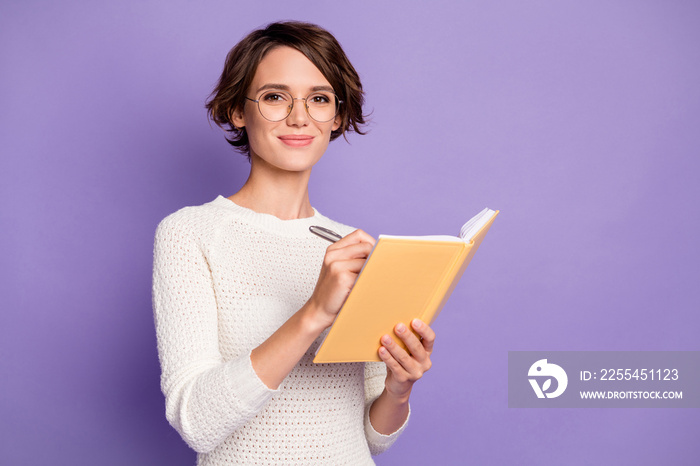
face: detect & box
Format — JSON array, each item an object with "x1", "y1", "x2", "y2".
[{"x1": 232, "y1": 46, "x2": 341, "y2": 174}]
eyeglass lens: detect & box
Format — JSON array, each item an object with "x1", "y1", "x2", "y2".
[{"x1": 256, "y1": 90, "x2": 339, "y2": 122}]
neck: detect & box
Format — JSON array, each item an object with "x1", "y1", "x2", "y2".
[{"x1": 229, "y1": 155, "x2": 315, "y2": 220}]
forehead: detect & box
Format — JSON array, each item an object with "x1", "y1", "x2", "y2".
[{"x1": 250, "y1": 46, "x2": 331, "y2": 93}]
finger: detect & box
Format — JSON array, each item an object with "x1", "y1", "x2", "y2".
[
  {"x1": 411, "y1": 319, "x2": 436, "y2": 354},
  {"x1": 380, "y1": 334, "x2": 418, "y2": 373},
  {"x1": 332, "y1": 229, "x2": 376, "y2": 248},
  {"x1": 329, "y1": 258, "x2": 370, "y2": 278},
  {"x1": 323, "y1": 243, "x2": 372, "y2": 275},
  {"x1": 378, "y1": 345, "x2": 408, "y2": 380},
  {"x1": 326, "y1": 241, "x2": 373, "y2": 261},
  {"x1": 394, "y1": 322, "x2": 428, "y2": 362}
]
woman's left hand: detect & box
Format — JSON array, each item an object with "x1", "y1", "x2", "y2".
[{"x1": 378, "y1": 319, "x2": 435, "y2": 401}]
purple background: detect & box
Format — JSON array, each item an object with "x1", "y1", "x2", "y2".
[{"x1": 2, "y1": 1, "x2": 699, "y2": 464}]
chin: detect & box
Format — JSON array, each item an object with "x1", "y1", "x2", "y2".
[
  {"x1": 260, "y1": 155, "x2": 317, "y2": 173},
  {"x1": 278, "y1": 160, "x2": 320, "y2": 173},
  {"x1": 273, "y1": 151, "x2": 325, "y2": 171},
  {"x1": 250, "y1": 140, "x2": 328, "y2": 173}
]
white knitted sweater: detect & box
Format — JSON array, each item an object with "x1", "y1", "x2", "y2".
[{"x1": 152, "y1": 196, "x2": 408, "y2": 465}]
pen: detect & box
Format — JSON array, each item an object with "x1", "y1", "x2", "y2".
[{"x1": 309, "y1": 225, "x2": 343, "y2": 243}]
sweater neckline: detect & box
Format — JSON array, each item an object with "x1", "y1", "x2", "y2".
[{"x1": 210, "y1": 195, "x2": 327, "y2": 237}]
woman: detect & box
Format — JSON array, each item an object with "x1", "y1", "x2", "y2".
[{"x1": 153, "y1": 21, "x2": 435, "y2": 465}]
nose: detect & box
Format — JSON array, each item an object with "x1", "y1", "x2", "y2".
[{"x1": 286, "y1": 97, "x2": 310, "y2": 126}]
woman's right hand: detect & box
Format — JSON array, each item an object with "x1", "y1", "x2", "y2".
[
  {"x1": 306, "y1": 229, "x2": 375, "y2": 330},
  {"x1": 251, "y1": 229, "x2": 375, "y2": 389}
]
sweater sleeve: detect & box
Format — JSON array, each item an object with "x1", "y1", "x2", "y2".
[
  {"x1": 362, "y1": 362, "x2": 410, "y2": 455},
  {"x1": 152, "y1": 213, "x2": 277, "y2": 453}
]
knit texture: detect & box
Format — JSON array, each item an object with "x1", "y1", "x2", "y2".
[{"x1": 152, "y1": 196, "x2": 408, "y2": 465}]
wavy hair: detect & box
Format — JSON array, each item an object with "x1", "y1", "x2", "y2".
[{"x1": 206, "y1": 21, "x2": 367, "y2": 157}]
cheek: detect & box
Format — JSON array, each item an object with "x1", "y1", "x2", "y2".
[
  {"x1": 243, "y1": 115, "x2": 275, "y2": 148},
  {"x1": 315, "y1": 136, "x2": 332, "y2": 159},
  {"x1": 245, "y1": 128, "x2": 269, "y2": 155}
]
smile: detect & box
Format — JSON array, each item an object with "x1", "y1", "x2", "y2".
[{"x1": 278, "y1": 135, "x2": 314, "y2": 147}]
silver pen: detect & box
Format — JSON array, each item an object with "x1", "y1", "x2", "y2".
[{"x1": 309, "y1": 225, "x2": 343, "y2": 243}]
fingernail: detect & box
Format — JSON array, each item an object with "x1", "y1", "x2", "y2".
[
  {"x1": 379, "y1": 347, "x2": 387, "y2": 356},
  {"x1": 412, "y1": 319, "x2": 422, "y2": 329},
  {"x1": 382, "y1": 335, "x2": 392, "y2": 345},
  {"x1": 396, "y1": 323, "x2": 406, "y2": 334}
]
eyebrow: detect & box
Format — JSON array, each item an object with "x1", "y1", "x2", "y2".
[{"x1": 254, "y1": 83, "x2": 335, "y2": 94}]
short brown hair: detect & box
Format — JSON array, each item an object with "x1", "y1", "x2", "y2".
[{"x1": 206, "y1": 21, "x2": 367, "y2": 156}]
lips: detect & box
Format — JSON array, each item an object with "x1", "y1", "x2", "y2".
[{"x1": 278, "y1": 134, "x2": 314, "y2": 147}]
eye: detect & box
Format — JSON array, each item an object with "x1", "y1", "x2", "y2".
[
  {"x1": 261, "y1": 91, "x2": 290, "y2": 104},
  {"x1": 308, "y1": 93, "x2": 333, "y2": 105}
]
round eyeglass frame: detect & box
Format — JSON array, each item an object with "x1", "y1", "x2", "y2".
[{"x1": 245, "y1": 90, "x2": 343, "y2": 123}]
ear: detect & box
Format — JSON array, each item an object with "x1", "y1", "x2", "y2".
[
  {"x1": 331, "y1": 114, "x2": 342, "y2": 132},
  {"x1": 231, "y1": 106, "x2": 246, "y2": 129}
]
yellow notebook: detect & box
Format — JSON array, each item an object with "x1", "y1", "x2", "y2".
[{"x1": 313, "y1": 208, "x2": 499, "y2": 363}]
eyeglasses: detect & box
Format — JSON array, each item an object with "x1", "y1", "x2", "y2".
[{"x1": 245, "y1": 90, "x2": 342, "y2": 123}]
